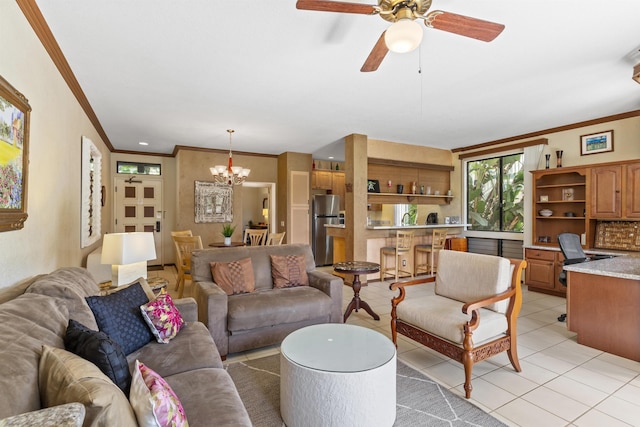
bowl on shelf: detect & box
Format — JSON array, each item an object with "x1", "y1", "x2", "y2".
[
  {"x1": 538, "y1": 209, "x2": 553, "y2": 217},
  {"x1": 564, "y1": 212, "x2": 576, "y2": 217}
]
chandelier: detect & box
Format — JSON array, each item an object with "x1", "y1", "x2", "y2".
[{"x1": 210, "y1": 129, "x2": 251, "y2": 185}]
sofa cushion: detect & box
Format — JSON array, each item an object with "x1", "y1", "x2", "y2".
[
  {"x1": 435, "y1": 250, "x2": 512, "y2": 313},
  {"x1": 270, "y1": 254, "x2": 309, "y2": 288},
  {"x1": 126, "y1": 322, "x2": 223, "y2": 378},
  {"x1": 64, "y1": 319, "x2": 131, "y2": 395},
  {"x1": 26, "y1": 267, "x2": 100, "y2": 330},
  {"x1": 38, "y1": 345, "x2": 137, "y2": 426},
  {"x1": 164, "y1": 368, "x2": 251, "y2": 427},
  {"x1": 228, "y1": 287, "x2": 332, "y2": 332},
  {"x1": 0, "y1": 294, "x2": 69, "y2": 419},
  {"x1": 210, "y1": 258, "x2": 255, "y2": 295},
  {"x1": 397, "y1": 294, "x2": 508, "y2": 344},
  {"x1": 86, "y1": 282, "x2": 153, "y2": 355},
  {"x1": 140, "y1": 291, "x2": 185, "y2": 344},
  {"x1": 130, "y1": 360, "x2": 188, "y2": 427}
]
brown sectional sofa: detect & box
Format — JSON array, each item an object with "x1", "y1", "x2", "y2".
[
  {"x1": 192, "y1": 243, "x2": 343, "y2": 358},
  {"x1": 0, "y1": 267, "x2": 251, "y2": 426}
]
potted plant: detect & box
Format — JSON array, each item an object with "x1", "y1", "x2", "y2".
[{"x1": 221, "y1": 223, "x2": 236, "y2": 246}]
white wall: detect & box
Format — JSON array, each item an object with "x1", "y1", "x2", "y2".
[{"x1": 0, "y1": 2, "x2": 110, "y2": 287}]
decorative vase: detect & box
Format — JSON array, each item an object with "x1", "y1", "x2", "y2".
[
  {"x1": 545, "y1": 154, "x2": 550, "y2": 169},
  {"x1": 224, "y1": 237, "x2": 231, "y2": 246},
  {"x1": 556, "y1": 150, "x2": 563, "y2": 168}
]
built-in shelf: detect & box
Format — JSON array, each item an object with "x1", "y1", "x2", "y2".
[{"x1": 367, "y1": 192, "x2": 453, "y2": 205}]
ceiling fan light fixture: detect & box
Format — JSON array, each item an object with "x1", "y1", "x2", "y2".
[{"x1": 384, "y1": 18, "x2": 423, "y2": 53}]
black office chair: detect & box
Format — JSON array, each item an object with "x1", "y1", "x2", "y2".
[{"x1": 557, "y1": 233, "x2": 613, "y2": 322}]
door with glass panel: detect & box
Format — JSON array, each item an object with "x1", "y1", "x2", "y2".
[{"x1": 113, "y1": 177, "x2": 163, "y2": 266}]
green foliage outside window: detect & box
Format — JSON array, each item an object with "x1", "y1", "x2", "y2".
[{"x1": 467, "y1": 153, "x2": 524, "y2": 232}]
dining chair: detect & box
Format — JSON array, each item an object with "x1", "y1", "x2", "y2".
[
  {"x1": 265, "y1": 232, "x2": 286, "y2": 245},
  {"x1": 171, "y1": 230, "x2": 193, "y2": 290},
  {"x1": 414, "y1": 229, "x2": 448, "y2": 276},
  {"x1": 173, "y1": 235, "x2": 203, "y2": 298},
  {"x1": 243, "y1": 229, "x2": 268, "y2": 246}
]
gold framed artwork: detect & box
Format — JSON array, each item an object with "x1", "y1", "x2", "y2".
[
  {"x1": 580, "y1": 130, "x2": 613, "y2": 155},
  {"x1": 0, "y1": 74, "x2": 31, "y2": 232}
]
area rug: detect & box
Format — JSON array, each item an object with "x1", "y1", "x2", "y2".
[{"x1": 226, "y1": 354, "x2": 506, "y2": 427}]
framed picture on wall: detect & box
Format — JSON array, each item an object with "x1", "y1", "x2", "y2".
[
  {"x1": 367, "y1": 179, "x2": 380, "y2": 193},
  {"x1": 580, "y1": 130, "x2": 613, "y2": 155},
  {"x1": 0, "y1": 74, "x2": 31, "y2": 232}
]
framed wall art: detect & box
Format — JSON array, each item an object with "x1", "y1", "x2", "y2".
[
  {"x1": 0, "y1": 74, "x2": 31, "y2": 232},
  {"x1": 195, "y1": 181, "x2": 232, "y2": 223},
  {"x1": 367, "y1": 179, "x2": 380, "y2": 193},
  {"x1": 81, "y1": 136, "x2": 102, "y2": 248},
  {"x1": 580, "y1": 130, "x2": 613, "y2": 156}
]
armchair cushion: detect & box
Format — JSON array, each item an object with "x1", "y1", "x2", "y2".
[
  {"x1": 396, "y1": 295, "x2": 508, "y2": 344},
  {"x1": 435, "y1": 250, "x2": 512, "y2": 313}
]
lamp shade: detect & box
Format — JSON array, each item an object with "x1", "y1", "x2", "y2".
[
  {"x1": 384, "y1": 19, "x2": 423, "y2": 53},
  {"x1": 101, "y1": 232, "x2": 156, "y2": 265}
]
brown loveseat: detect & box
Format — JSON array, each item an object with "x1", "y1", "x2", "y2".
[
  {"x1": 192, "y1": 243, "x2": 343, "y2": 358},
  {"x1": 0, "y1": 267, "x2": 251, "y2": 426}
]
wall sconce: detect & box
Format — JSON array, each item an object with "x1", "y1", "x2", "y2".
[{"x1": 101, "y1": 232, "x2": 156, "y2": 286}]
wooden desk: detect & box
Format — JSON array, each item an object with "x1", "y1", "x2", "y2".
[
  {"x1": 565, "y1": 255, "x2": 640, "y2": 361},
  {"x1": 208, "y1": 242, "x2": 246, "y2": 248}
]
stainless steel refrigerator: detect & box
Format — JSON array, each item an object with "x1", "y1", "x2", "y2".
[{"x1": 312, "y1": 194, "x2": 340, "y2": 266}]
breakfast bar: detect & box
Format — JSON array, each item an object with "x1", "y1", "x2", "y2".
[{"x1": 564, "y1": 254, "x2": 640, "y2": 361}]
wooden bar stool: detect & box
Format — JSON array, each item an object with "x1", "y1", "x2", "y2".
[
  {"x1": 414, "y1": 229, "x2": 447, "y2": 276},
  {"x1": 380, "y1": 230, "x2": 414, "y2": 281}
]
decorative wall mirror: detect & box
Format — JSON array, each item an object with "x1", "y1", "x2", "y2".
[
  {"x1": 81, "y1": 136, "x2": 102, "y2": 247},
  {"x1": 0, "y1": 74, "x2": 31, "y2": 232},
  {"x1": 195, "y1": 181, "x2": 232, "y2": 223}
]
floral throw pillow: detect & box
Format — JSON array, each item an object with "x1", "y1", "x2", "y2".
[
  {"x1": 140, "y1": 291, "x2": 185, "y2": 344},
  {"x1": 130, "y1": 360, "x2": 189, "y2": 427}
]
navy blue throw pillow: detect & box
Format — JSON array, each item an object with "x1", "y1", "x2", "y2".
[
  {"x1": 64, "y1": 319, "x2": 131, "y2": 395},
  {"x1": 85, "y1": 282, "x2": 153, "y2": 355}
]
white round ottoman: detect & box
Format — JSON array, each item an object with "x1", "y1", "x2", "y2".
[{"x1": 280, "y1": 324, "x2": 396, "y2": 427}]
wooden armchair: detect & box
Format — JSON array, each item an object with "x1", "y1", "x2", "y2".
[{"x1": 390, "y1": 250, "x2": 526, "y2": 398}]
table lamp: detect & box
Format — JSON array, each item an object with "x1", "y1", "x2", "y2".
[{"x1": 101, "y1": 232, "x2": 156, "y2": 286}]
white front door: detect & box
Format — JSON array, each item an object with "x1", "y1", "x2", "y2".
[{"x1": 113, "y1": 177, "x2": 163, "y2": 266}]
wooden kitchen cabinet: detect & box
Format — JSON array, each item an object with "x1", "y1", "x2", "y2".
[
  {"x1": 312, "y1": 170, "x2": 333, "y2": 190},
  {"x1": 332, "y1": 172, "x2": 345, "y2": 210},
  {"x1": 625, "y1": 163, "x2": 640, "y2": 218},
  {"x1": 591, "y1": 165, "x2": 622, "y2": 218},
  {"x1": 525, "y1": 248, "x2": 566, "y2": 296}
]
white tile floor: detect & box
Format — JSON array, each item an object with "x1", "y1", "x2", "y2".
[{"x1": 151, "y1": 266, "x2": 640, "y2": 427}]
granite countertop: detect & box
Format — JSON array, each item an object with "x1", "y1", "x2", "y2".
[
  {"x1": 563, "y1": 254, "x2": 640, "y2": 281},
  {"x1": 525, "y1": 245, "x2": 625, "y2": 257},
  {"x1": 366, "y1": 224, "x2": 469, "y2": 230}
]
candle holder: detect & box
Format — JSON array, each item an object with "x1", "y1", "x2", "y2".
[
  {"x1": 545, "y1": 154, "x2": 550, "y2": 169},
  {"x1": 556, "y1": 150, "x2": 563, "y2": 168}
]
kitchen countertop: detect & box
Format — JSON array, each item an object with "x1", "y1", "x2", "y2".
[
  {"x1": 524, "y1": 245, "x2": 624, "y2": 257},
  {"x1": 563, "y1": 253, "x2": 640, "y2": 281},
  {"x1": 365, "y1": 224, "x2": 469, "y2": 230}
]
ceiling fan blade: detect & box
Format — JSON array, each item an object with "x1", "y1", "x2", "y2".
[
  {"x1": 425, "y1": 10, "x2": 505, "y2": 42},
  {"x1": 361, "y1": 31, "x2": 389, "y2": 72},
  {"x1": 296, "y1": 0, "x2": 378, "y2": 15}
]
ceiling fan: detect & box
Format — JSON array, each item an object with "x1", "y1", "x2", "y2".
[{"x1": 296, "y1": 0, "x2": 505, "y2": 72}]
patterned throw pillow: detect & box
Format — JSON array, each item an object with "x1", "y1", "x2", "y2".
[
  {"x1": 64, "y1": 319, "x2": 131, "y2": 395},
  {"x1": 140, "y1": 291, "x2": 185, "y2": 344},
  {"x1": 270, "y1": 254, "x2": 309, "y2": 288},
  {"x1": 130, "y1": 360, "x2": 189, "y2": 427},
  {"x1": 85, "y1": 282, "x2": 153, "y2": 355},
  {"x1": 210, "y1": 258, "x2": 255, "y2": 295}
]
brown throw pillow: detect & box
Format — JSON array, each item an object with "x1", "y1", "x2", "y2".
[
  {"x1": 210, "y1": 258, "x2": 255, "y2": 296},
  {"x1": 270, "y1": 255, "x2": 309, "y2": 288}
]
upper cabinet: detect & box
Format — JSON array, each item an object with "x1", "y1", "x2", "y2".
[
  {"x1": 591, "y1": 163, "x2": 640, "y2": 219},
  {"x1": 591, "y1": 165, "x2": 622, "y2": 218}
]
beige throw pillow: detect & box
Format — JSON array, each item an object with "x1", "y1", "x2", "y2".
[
  {"x1": 210, "y1": 258, "x2": 255, "y2": 296},
  {"x1": 270, "y1": 255, "x2": 309, "y2": 288},
  {"x1": 38, "y1": 345, "x2": 137, "y2": 426}
]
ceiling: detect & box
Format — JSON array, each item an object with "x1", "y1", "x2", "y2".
[{"x1": 35, "y1": 1, "x2": 640, "y2": 162}]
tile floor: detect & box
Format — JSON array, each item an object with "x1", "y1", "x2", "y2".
[{"x1": 150, "y1": 266, "x2": 640, "y2": 427}]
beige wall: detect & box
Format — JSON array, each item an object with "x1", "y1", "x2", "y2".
[
  {"x1": 176, "y1": 148, "x2": 278, "y2": 245},
  {"x1": 0, "y1": 1, "x2": 111, "y2": 287}
]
